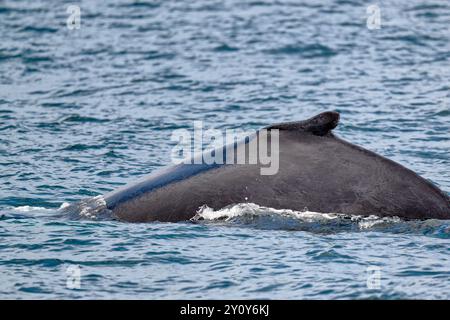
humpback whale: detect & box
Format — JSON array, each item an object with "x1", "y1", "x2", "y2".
[{"x1": 67, "y1": 111, "x2": 450, "y2": 222}]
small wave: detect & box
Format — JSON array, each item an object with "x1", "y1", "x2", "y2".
[
  {"x1": 3, "y1": 197, "x2": 110, "y2": 221},
  {"x1": 19, "y1": 26, "x2": 58, "y2": 34},
  {"x1": 117, "y1": 1, "x2": 161, "y2": 9},
  {"x1": 192, "y1": 203, "x2": 449, "y2": 237},
  {"x1": 264, "y1": 43, "x2": 337, "y2": 58},
  {"x1": 6, "y1": 200, "x2": 449, "y2": 238},
  {"x1": 13, "y1": 205, "x2": 53, "y2": 212},
  {"x1": 0, "y1": 205, "x2": 57, "y2": 220},
  {"x1": 213, "y1": 44, "x2": 239, "y2": 52},
  {"x1": 60, "y1": 143, "x2": 105, "y2": 151},
  {"x1": 57, "y1": 114, "x2": 110, "y2": 123}
]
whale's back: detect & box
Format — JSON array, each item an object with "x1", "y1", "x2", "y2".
[
  {"x1": 86, "y1": 111, "x2": 450, "y2": 222},
  {"x1": 107, "y1": 129, "x2": 449, "y2": 222}
]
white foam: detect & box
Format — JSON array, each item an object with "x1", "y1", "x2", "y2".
[
  {"x1": 194, "y1": 203, "x2": 340, "y2": 221},
  {"x1": 13, "y1": 205, "x2": 53, "y2": 212},
  {"x1": 59, "y1": 202, "x2": 70, "y2": 209},
  {"x1": 358, "y1": 215, "x2": 401, "y2": 229},
  {"x1": 193, "y1": 202, "x2": 401, "y2": 230}
]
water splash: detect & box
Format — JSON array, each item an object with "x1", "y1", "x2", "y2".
[
  {"x1": 6, "y1": 199, "x2": 448, "y2": 239},
  {"x1": 192, "y1": 203, "x2": 449, "y2": 237},
  {"x1": 58, "y1": 195, "x2": 111, "y2": 220}
]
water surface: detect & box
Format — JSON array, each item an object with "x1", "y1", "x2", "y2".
[{"x1": 0, "y1": 0, "x2": 449, "y2": 299}]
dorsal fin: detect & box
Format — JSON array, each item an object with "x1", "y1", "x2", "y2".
[{"x1": 266, "y1": 111, "x2": 340, "y2": 136}]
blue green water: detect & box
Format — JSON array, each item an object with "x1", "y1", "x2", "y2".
[{"x1": 0, "y1": 0, "x2": 449, "y2": 299}]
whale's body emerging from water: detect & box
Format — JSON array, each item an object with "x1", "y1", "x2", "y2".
[{"x1": 80, "y1": 111, "x2": 449, "y2": 222}]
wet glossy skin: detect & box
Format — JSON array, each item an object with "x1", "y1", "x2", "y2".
[{"x1": 103, "y1": 112, "x2": 450, "y2": 222}]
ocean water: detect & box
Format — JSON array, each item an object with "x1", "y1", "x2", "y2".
[{"x1": 0, "y1": 0, "x2": 449, "y2": 299}]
